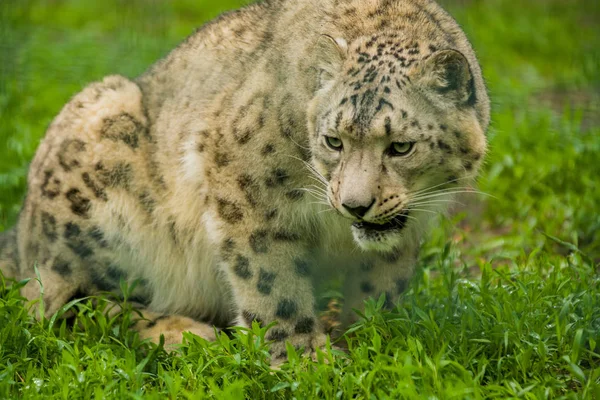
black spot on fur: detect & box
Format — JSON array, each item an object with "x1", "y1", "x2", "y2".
[
  {"x1": 261, "y1": 143, "x2": 275, "y2": 156},
  {"x1": 95, "y1": 162, "x2": 133, "y2": 190},
  {"x1": 233, "y1": 95, "x2": 267, "y2": 144},
  {"x1": 383, "y1": 291, "x2": 395, "y2": 310},
  {"x1": 217, "y1": 198, "x2": 244, "y2": 224},
  {"x1": 249, "y1": 230, "x2": 269, "y2": 254},
  {"x1": 257, "y1": 269, "x2": 276, "y2": 295},
  {"x1": 363, "y1": 66, "x2": 378, "y2": 83},
  {"x1": 335, "y1": 111, "x2": 344, "y2": 130},
  {"x1": 138, "y1": 191, "x2": 156, "y2": 214},
  {"x1": 65, "y1": 188, "x2": 91, "y2": 218},
  {"x1": 384, "y1": 117, "x2": 392, "y2": 136},
  {"x1": 167, "y1": 219, "x2": 179, "y2": 245},
  {"x1": 360, "y1": 281, "x2": 375, "y2": 293},
  {"x1": 285, "y1": 190, "x2": 304, "y2": 201},
  {"x1": 101, "y1": 113, "x2": 143, "y2": 149},
  {"x1": 52, "y1": 259, "x2": 72, "y2": 276},
  {"x1": 265, "y1": 169, "x2": 289, "y2": 188},
  {"x1": 264, "y1": 208, "x2": 278, "y2": 221},
  {"x1": 128, "y1": 294, "x2": 151, "y2": 307},
  {"x1": 273, "y1": 230, "x2": 300, "y2": 242},
  {"x1": 214, "y1": 152, "x2": 230, "y2": 168},
  {"x1": 354, "y1": 89, "x2": 377, "y2": 128},
  {"x1": 396, "y1": 279, "x2": 408, "y2": 294},
  {"x1": 64, "y1": 222, "x2": 81, "y2": 239},
  {"x1": 67, "y1": 239, "x2": 94, "y2": 259},
  {"x1": 267, "y1": 328, "x2": 289, "y2": 341},
  {"x1": 294, "y1": 258, "x2": 310, "y2": 277},
  {"x1": 146, "y1": 315, "x2": 169, "y2": 329},
  {"x1": 376, "y1": 98, "x2": 394, "y2": 113},
  {"x1": 437, "y1": 140, "x2": 452, "y2": 152},
  {"x1": 41, "y1": 212, "x2": 58, "y2": 242},
  {"x1": 106, "y1": 264, "x2": 127, "y2": 282},
  {"x1": 63, "y1": 222, "x2": 93, "y2": 258},
  {"x1": 237, "y1": 174, "x2": 260, "y2": 207},
  {"x1": 41, "y1": 170, "x2": 61, "y2": 199},
  {"x1": 380, "y1": 248, "x2": 402, "y2": 263},
  {"x1": 57, "y1": 139, "x2": 86, "y2": 172},
  {"x1": 360, "y1": 261, "x2": 374, "y2": 272},
  {"x1": 294, "y1": 317, "x2": 315, "y2": 334},
  {"x1": 88, "y1": 226, "x2": 108, "y2": 247},
  {"x1": 82, "y1": 172, "x2": 108, "y2": 201},
  {"x1": 146, "y1": 160, "x2": 167, "y2": 190},
  {"x1": 278, "y1": 94, "x2": 298, "y2": 141},
  {"x1": 242, "y1": 310, "x2": 263, "y2": 327},
  {"x1": 221, "y1": 238, "x2": 235, "y2": 260},
  {"x1": 275, "y1": 299, "x2": 298, "y2": 320},
  {"x1": 233, "y1": 255, "x2": 252, "y2": 280}
]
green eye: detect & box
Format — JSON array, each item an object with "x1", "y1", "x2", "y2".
[
  {"x1": 325, "y1": 136, "x2": 343, "y2": 151},
  {"x1": 390, "y1": 142, "x2": 414, "y2": 156}
]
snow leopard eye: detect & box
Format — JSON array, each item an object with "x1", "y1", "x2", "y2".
[
  {"x1": 389, "y1": 142, "x2": 414, "y2": 156},
  {"x1": 325, "y1": 136, "x2": 343, "y2": 151}
]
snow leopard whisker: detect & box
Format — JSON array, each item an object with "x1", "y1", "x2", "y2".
[
  {"x1": 409, "y1": 176, "x2": 475, "y2": 196},
  {"x1": 298, "y1": 188, "x2": 328, "y2": 202},
  {"x1": 405, "y1": 207, "x2": 439, "y2": 216},
  {"x1": 303, "y1": 183, "x2": 328, "y2": 194},
  {"x1": 317, "y1": 208, "x2": 336, "y2": 215},
  {"x1": 306, "y1": 176, "x2": 328, "y2": 189},
  {"x1": 407, "y1": 186, "x2": 478, "y2": 197},
  {"x1": 307, "y1": 184, "x2": 328, "y2": 195},
  {"x1": 310, "y1": 202, "x2": 335, "y2": 211},
  {"x1": 289, "y1": 137, "x2": 312, "y2": 151},
  {"x1": 285, "y1": 154, "x2": 328, "y2": 185},
  {"x1": 397, "y1": 214, "x2": 419, "y2": 223},
  {"x1": 409, "y1": 199, "x2": 464, "y2": 207},
  {"x1": 408, "y1": 190, "x2": 495, "y2": 202},
  {"x1": 299, "y1": 188, "x2": 326, "y2": 198}
]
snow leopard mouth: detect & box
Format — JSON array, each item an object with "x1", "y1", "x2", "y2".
[{"x1": 352, "y1": 212, "x2": 409, "y2": 233}]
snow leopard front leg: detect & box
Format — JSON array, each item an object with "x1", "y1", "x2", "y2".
[
  {"x1": 214, "y1": 215, "x2": 325, "y2": 365},
  {"x1": 340, "y1": 247, "x2": 418, "y2": 328}
]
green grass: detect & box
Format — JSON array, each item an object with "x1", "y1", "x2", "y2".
[{"x1": 1, "y1": 0, "x2": 599, "y2": 398}]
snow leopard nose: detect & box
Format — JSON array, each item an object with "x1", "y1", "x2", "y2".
[{"x1": 342, "y1": 199, "x2": 375, "y2": 219}]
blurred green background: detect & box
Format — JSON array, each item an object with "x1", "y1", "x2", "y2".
[{"x1": 0, "y1": 0, "x2": 599, "y2": 260}]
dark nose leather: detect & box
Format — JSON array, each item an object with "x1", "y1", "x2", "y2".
[{"x1": 342, "y1": 199, "x2": 375, "y2": 219}]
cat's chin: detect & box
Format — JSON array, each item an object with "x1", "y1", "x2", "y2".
[{"x1": 351, "y1": 213, "x2": 409, "y2": 251}]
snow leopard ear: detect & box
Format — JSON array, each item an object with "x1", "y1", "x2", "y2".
[
  {"x1": 414, "y1": 49, "x2": 476, "y2": 106},
  {"x1": 314, "y1": 34, "x2": 348, "y2": 89}
]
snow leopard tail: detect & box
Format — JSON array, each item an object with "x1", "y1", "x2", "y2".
[{"x1": 0, "y1": 228, "x2": 19, "y2": 281}]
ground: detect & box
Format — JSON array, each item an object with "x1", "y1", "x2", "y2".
[{"x1": 0, "y1": 0, "x2": 599, "y2": 398}]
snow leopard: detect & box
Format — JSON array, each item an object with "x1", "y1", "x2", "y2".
[{"x1": 0, "y1": 0, "x2": 489, "y2": 363}]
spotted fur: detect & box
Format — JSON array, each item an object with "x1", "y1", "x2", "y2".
[{"x1": 0, "y1": 0, "x2": 488, "y2": 365}]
